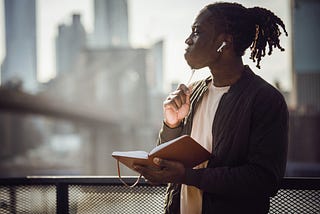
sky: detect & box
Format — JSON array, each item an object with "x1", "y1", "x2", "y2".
[{"x1": 0, "y1": 0, "x2": 292, "y2": 91}]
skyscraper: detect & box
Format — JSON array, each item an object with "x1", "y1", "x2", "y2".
[
  {"x1": 147, "y1": 40, "x2": 164, "y2": 93},
  {"x1": 55, "y1": 14, "x2": 86, "y2": 76},
  {"x1": 1, "y1": 0, "x2": 38, "y2": 92},
  {"x1": 92, "y1": 0, "x2": 129, "y2": 48},
  {"x1": 286, "y1": 0, "x2": 320, "y2": 176},
  {"x1": 292, "y1": 0, "x2": 320, "y2": 112}
]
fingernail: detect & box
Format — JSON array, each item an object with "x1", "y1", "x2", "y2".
[{"x1": 153, "y1": 157, "x2": 160, "y2": 164}]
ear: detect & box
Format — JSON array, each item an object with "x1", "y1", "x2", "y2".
[
  {"x1": 224, "y1": 34, "x2": 233, "y2": 49},
  {"x1": 217, "y1": 33, "x2": 233, "y2": 50}
]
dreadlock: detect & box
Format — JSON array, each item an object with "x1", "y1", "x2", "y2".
[{"x1": 206, "y1": 2, "x2": 288, "y2": 68}]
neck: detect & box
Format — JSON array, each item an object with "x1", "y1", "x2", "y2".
[{"x1": 209, "y1": 57, "x2": 244, "y2": 87}]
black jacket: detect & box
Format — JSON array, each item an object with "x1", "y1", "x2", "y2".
[{"x1": 158, "y1": 66, "x2": 288, "y2": 214}]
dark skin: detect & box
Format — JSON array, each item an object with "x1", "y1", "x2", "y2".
[{"x1": 134, "y1": 8, "x2": 245, "y2": 185}]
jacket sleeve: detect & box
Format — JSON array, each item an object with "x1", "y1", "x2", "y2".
[
  {"x1": 157, "y1": 121, "x2": 184, "y2": 146},
  {"x1": 184, "y1": 86, "x2": 289, "y2": 198},
  {"x1": 157, "y1": 122, "x2": 184, "y2": 214},
  {"x1": 157, "y1": 78, "x2": 207, "y2": 146}
]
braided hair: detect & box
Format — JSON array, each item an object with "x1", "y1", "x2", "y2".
[{"x1": 206, "y1": 2, "x2": 288, "y2": 68}]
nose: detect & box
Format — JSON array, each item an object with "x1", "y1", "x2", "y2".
[{"x1": 185, "y1": 36, "x2": 193, "y2": 45}]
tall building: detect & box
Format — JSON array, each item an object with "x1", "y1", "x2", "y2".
[
  {"x1": 286, "y1": 0, "x2": 320, "y2": 176},
  {"x1": 291, "y1": 0, "x2": 320, "y2": 113},
  {"x1": 1, "y1": 0, "x2": 38, "y2": 92},
  {"x1": 147, "y1": 40, "x2": 164, "y2": 93},
  {"x1": 46, "y1": 0, "x2": 164, "y2": 175},
  {"x1": 55, "y1": 14, "x2": 86, "y2": 76},
  {"x1": 43, "y1": 44, "x2": 164, "y2": 175},
  {"x1": 92, "y1": 0, "x2": 129, "y2": 47}
]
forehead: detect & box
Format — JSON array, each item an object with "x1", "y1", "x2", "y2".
[{"x1": 192, "y1": 8, "x2": 214, "y2": 27}]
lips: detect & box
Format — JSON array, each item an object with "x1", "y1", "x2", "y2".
[
  {"x1": 184, "y1": 49, "x2": 192, "y2": 61},
  {"x1": 184, "y1": 48, "x2": 192, "y2": 60}
]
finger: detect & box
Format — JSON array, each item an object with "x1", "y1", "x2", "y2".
[
  {"x1": 134, "y1": 166, "x2": 162, "y2": 184},
  {"x1": 133, "y1": 165, "x2": 146, "y2": 175},
  {"x1": 144, "y1": 177, "x2": 162, "y2": 186},
  {"x1": 133, "y1": 165, "x2": 141, "y2": 173},
  {"x1": 134, "y1": 165, "x2": 159, "y2": 176},
  {"x1": 177, "y1": 84, "x2": 191, "y2": 95},
  {"x1": 170, "y1": 89, "x2": 188, "y2": 99},
  {"x1": 167, "y1": 92, "x2": 187, "y2": 109},
  {"x1": 185, "y1": 91, "x2": 191, "y2": 105},
  {"x1": 163, "y1": 99, "x2": 179, "y2": 111},
  {"x1": 172, "y1": 95, "x2": 183, "y2": 108},
  {"x1": 134, "y1": 166, "x2": 154, "y2": 182},
  {"x1": 177, "y1": 85, "x2": 191, "y2": 105},
  {"x1": 172, "y1": 90, "x2": 187, "y2": 106},
  {"x1": 170, "y1": 90, "x2": 181, "y2": 95},
  {"x1": 150, "y1": 181, "x2": 162, "y2": 186},
  {"x1": 165, "y1": 93, "x2": 181, "y2": 103}
]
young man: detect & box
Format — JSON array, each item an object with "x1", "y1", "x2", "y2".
[{"x1": 134, "y1": 2, "x2": 289, "y2": 213}]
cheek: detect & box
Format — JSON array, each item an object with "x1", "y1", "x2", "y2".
[
  {"x1": 184, "y1": 51, "x2": 210, "y2": 69},
  {"x1": 184, "y1": 38, "x2": 216, "y2": 67},
  {"x1": 192, "y1": 35, "x2": 199, "y2": 44}
]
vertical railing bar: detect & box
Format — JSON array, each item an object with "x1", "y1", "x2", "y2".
[
  {"x1": 56, "y1": 183, "x2": 69, "y2": 214},
  {"x1": 9, "y1": 186, "x2": 16, "y2": 214}
]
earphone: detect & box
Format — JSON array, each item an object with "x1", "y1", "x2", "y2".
[{"x1": 217, "y1": 41, "x2": 226, "y2": 52}]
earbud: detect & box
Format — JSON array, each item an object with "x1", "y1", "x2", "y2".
[{"x1": 217, "y1": 41, "x2": 226, "y2": 52}]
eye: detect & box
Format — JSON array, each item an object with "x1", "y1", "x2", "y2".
[{"x1": 192, "y1": 27, "x2": 200, "y2": 36}]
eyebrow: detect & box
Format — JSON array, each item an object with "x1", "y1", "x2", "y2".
[{"x1": 191, "y1": 23, "x2": 201, "y2": 29}]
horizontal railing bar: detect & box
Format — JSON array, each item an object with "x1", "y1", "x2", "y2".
[
  {"x1": 280, "y1": 176, "x2": 320, "y2": 190},
  {"x1": 0, "y1": 176, "x2": 319, "y2": 189},
  {"x1": 0, "y1": 176, "x2": 152, "y2": 186}
]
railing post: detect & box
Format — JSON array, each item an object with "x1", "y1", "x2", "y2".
[
  {"x1": 9, "y1": 186, "x2": 16, "y2": 214},
  {"x1": 56, "y1": 183, "x2": 68, "y2": 214}
]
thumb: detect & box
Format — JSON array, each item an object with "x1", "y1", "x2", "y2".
[
  {"x1": 153, "y1": 157, "x2": 168, "y2": 167},
  {"x1": 153, "y1": 157, "x2": 177, "y2": 169},
  {"x1": 186, "y1": 86, "x2": 192, "y2": 105}
]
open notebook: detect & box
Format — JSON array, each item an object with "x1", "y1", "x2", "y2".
[{"x1": 112, "y1": 135, "x2": 211, "y2": 186}]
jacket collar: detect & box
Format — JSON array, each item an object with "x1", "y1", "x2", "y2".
[
  {"x1": 204, "y1": 65, "x2": 254, "y2": 94},
  {"x1": 228, "y1": 65, "x2": 255, "y2": 94}
]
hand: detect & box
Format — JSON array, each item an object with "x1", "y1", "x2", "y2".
[
  {"x1": 163, "y1": 84, "x2": 191, "y2": 128},
  {"x1": 133, "y1": 158, "x2": 186, "y2": 185}
]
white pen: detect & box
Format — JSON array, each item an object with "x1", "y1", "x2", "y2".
[{"x1": 186, "y1": 69, "x2": 195, "y2": 85}]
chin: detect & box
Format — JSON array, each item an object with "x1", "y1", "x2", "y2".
[
  {"x1": 185, "y1": 54, "x2": 205, "y2": 69},
  {"x1": 185, "y1": 60, "x2": 202, "y2": 69},
  {"x1": 185, "y1": 56, "x2": 195, "y2": 69},
  {"x1": 185, "y1": 60, "x2": 194, "y2": 69}
]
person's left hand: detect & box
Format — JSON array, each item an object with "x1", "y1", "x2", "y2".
[{"x1": 133, "y1": 158, "x2": 186, "y2": 185}]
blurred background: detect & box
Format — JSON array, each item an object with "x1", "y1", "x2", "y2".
[{"x1": 0, "y1": 0, "x2": 319, "y2": 177}]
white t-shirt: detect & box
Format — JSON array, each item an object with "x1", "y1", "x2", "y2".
[{"x1": 180, "y1": 81, "x2": 230, "y2": 214}]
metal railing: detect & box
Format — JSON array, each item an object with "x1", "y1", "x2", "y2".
[{"x1": 0, "y1": 176, "x2": 319, "y2": 214}]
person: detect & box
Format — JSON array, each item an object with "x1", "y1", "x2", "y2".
[{"x1": 133, "y1": 2, "x2": 289, "y2": 214}]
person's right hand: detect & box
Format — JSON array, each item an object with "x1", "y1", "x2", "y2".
[{"x1": 163, "y1": 84, "x2": 191, "y2": 128}]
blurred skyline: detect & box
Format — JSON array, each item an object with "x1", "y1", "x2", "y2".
[{"x1": 0, "y1": 0, "x2": 291, "y2": 91}]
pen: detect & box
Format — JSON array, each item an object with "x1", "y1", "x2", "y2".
[{"x1": 186, "y1": 69, "x2": 195, "y2": 85}]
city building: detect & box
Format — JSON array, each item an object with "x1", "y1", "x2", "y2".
[
  {"x1": 55, "y1": 14, "x2": 87, "y2": 76},
  {"x1": 1, "y1": 0, "x2": 38, "y2": 93},
  {"x1": 43, "y1": 0, "x2": 165, "y2": 175},
  {"x1": 291, "y1": 0, "x2": 320, "y2": 113},
  {"x1": 286, "y1": 0, "x2": 320, "y2": 176},
  {"x1": 91, "y1": 0, "x2": 129, "y2": 48}
]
